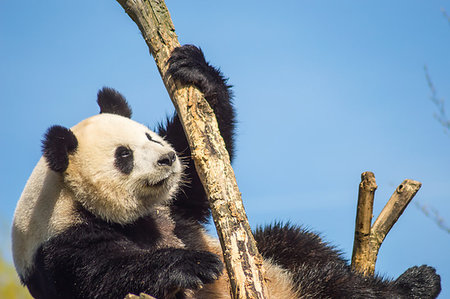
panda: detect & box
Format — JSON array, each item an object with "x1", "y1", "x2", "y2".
[{"x1": 12, "y1": 45, "x2": 441, "y2": 299}]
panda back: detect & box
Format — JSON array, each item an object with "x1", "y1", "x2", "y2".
[{"x1": 12, "y1": 157, "x2": 81, "y2": 279}]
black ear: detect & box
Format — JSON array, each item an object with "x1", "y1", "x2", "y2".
[
  {"x1": 42, "y1": 125, "x2": 78, "y2": 172},
  {"x1": 97, "y1": 87, "x2": 132, "y2": 118}
]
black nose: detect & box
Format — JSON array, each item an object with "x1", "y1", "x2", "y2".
[{"x1": 157, "y1": 151, "x2": 176, "y2": 166}]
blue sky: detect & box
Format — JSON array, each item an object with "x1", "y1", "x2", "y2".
[{"x1": 1, "y1": 0, "x2": 449, "y2": 297}]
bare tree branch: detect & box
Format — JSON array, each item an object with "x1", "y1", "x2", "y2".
[
  {"x1": 415, "y1": 202, "x2": 450, "y2": 234},
  {"x1": 372, "y1": 180, "x2": 421, "y2": 246},
  {"x1": 351, "y1": 175, "x2": 421, "y2": 276},
  {"x1": 424, "y1": 65, "x2": 450, "y2": 134},
  {"x1": 422, "y1": 24, "x2": 450, "y2": 233},
  {"x1": 441, "y1": 7, "x2": 450, "y2": 26},
  {"x1": 351, "y1": 172, "x2": 377, "y2": 274},
  {"x1": 116, "y1": 0, "x2": 269, "y2": 298}
]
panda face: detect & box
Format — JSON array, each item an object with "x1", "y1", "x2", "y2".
[{"x1": 64, "y1": 113, "x2": 183, "y2": 224}]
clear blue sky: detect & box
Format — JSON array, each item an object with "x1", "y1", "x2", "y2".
[{"x1": 1, "y1": 0, "x2": 449, "y2": 297}]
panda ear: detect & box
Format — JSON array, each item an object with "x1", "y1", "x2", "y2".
[
  {"x1": 97, "y1": 87, "x2": 132, "y2": 118},
  {"x1": 42, "y1": 125, "x2": 78, "y2": 173}
]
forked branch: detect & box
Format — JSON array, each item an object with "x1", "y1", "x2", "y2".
[{"x1": 351, "y1": 173, "x2": 421, "y2": 275}]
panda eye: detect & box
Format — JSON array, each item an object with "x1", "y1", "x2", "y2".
[
  {"x1": 120, "y1": 149, "x2": 131, "y2": 158},
  {"x1": 114, "y1": 146, "x2": 134, "y2": 174},
  {"x1": 146, "y1": 133, "x2": 162, "y2": 145},
  {"x1": 116, "y1": 146, "x2": 131, "y2": 158}
]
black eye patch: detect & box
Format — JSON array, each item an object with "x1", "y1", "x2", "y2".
[
  {"x1": 114, "y1": 146, "x2": 134, "y2": 174},
  {"x1": 146, "y1": 133, "x2": 162, "y2": 145}
]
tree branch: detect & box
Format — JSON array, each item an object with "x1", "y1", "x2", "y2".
[
  {"x1": 116, "y1": 0, "x2": 269, "y2": 298},
  {"x1": 351, "y1": 171, "x2": 377, "y2": 274},
  {"x1": 351, "y1": 175, "x2": 421, "y2": 276},
  {"x1": 415, "y1": 202, "x2": 450, "y2": 234},
  {"x1": 125, "y1": 293, "x2": 157, "y2": 299},
  {"x1": 371, "y1": 179, "x2": 422, "y2": 246}
]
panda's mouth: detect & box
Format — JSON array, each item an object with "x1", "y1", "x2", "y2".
[{"x1": 145, "y1": 177, "x2": 169, "y2": 188}]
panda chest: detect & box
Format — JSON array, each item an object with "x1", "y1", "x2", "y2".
[{"x1": 119, "y1": 211, "x2": 185, "y2": 250}]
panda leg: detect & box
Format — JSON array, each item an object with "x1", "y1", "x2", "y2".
[
  {"x1": 254, "y1": 223, "x2": 441, "y2": 298},
  {"x1": 287, "y1": 263, "x2": 441, "y2": 299},
  {"x1": 158, "y1": 45, "x2": 236, "y2": 223}
]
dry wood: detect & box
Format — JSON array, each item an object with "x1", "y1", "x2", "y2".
[
  {"x1": 351, "y1": 171, "x2": 377, "y2": 274},
  {"x1": 351, "y1": 174, "x2": 422, "y2": 276},
  {"x1": 125, "y1": 293, "x2": 157, "y2": 299},
  {"x1": 370, "y1": 179, "x2": 422, "y2": 250},
  {"x1": 116, "y1": 0, "x2": 269, "y2": 298}
]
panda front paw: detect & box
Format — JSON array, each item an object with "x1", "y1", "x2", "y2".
[
  {"x1": 394, "y1": 265, "x2": 441, "y2": 299},
  {"x1": 167, "y1": 45, "x2": 220, "y2": 96},
  {"x1": 157, "y1": 249, "x2": 224, "y2": 295}
]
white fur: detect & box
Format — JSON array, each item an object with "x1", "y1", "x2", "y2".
[
  {"x1": 12, "y1": 157, "x2": 81, "y2": 278},
  {"x1": 12, "y1": 113, "x2": 182, "y2": 277},
  {"x1": 66, "y1": 114, "x2": 182, "y2": 224}
]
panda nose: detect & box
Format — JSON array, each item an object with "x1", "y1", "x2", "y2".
[{"x1": 157, "y1": 151, "x2": 176, "y2": 166}]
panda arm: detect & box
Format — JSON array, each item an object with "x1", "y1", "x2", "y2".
[
  {"x1": 158, "y1": 45, "x2": 236, "y2": 223},
  {"x1": 31, "y1": 222, "x2": 223, "y2": 299}
]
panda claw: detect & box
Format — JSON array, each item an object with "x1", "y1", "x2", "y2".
[
  {"x1": 164, "y1": 250, "x2": 223, "y2": 293},
  {"x1": 166, "y1": 45, "x2": 213, "y2": 95}
]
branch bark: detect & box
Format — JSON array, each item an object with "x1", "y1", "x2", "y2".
[
  {"x1": 351, "y1": 171, "x2": 377, "y2": 274},
  {"x1": 351, "y1": 174, "x2": 422, "y2": 276},
  {"x1": 116, "y1": 1, "x2": 269, "y2": 298},
  {"x1": 125, "y1": 293, "x2": 157, "y2": 299}
]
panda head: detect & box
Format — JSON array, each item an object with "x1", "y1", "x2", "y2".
[{"x1": 41, "y1": 88, "x2": 183, "y2": 224}]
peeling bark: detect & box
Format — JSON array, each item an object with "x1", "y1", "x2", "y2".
[{"x1": 116, "y1": 0, "x2": 269, "y2": 298}]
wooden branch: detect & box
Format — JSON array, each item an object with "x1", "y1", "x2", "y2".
[
  {"x1": 116, "y1": 1, "x2": 269, "y2": 298},
  {"x1": 351, "y1": 174, "x2": 422, "y2": 276},
  {"x1": 351, "y1": 171, "x2": 377, "y2": 274},
  {"x1": 371, "y1": 179, "x2": 422, "y2": 248},
  {"x1": 125, "y1": 293, "x2": 156, "y2": 299}
]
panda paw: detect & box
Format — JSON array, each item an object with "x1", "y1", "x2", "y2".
[
  {"x1": 161, "y1": 250, "x2": 224, "y2": 292},
  {"x1": 167, "y1": 45, "x2": 221, "y2": 96},
  {"x1": 394, "y1": 265, "x2": 441, "y2": 299}
]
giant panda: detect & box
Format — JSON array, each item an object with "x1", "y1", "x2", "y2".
[{"x1": 12, "y1": 45, "x2": 441, "y2": 299}]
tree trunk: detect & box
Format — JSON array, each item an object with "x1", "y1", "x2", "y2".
[{"x1": 116, "y1": 1, "x2": 269, "y2": 298}]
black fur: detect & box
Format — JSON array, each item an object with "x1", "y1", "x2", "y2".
[
  {"x1": 254, "y1": 223, "x2": 441, "y2": 298},
  {"x1": 42, "y1": 125, "x2": 78, "y2": 172},
  {"x1": 165, "y1": 45, "x2": 235, "y2": 159},
  {"x1": 254, "y1": 222, "x2": 345, "y2": 268},
  {"x1": 97, "y1": 87, "x2": 132, "y2": 118},
  {"x1": 25, "y1": 207, "x2": 223, "y2": 299},
  {"x1": 114, "y1": 146, "x2": 134, "y2": 174},
  {"x1": 159, "y1": 45, "x2": 236, "y2": 223},
  {"x1": 146, "y1": 132, "x2": 163, "y2": 146},
  {"x1": 394, "y1": 265, "x2": 441, "y2": 299}
]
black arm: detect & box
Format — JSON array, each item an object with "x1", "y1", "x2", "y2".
[
  {"x1": 158, "y1": 45, "x2": 236, "y2": 223},
  {"x1": 27, "y1": 216, "x2": 223, "y2": 299}
]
